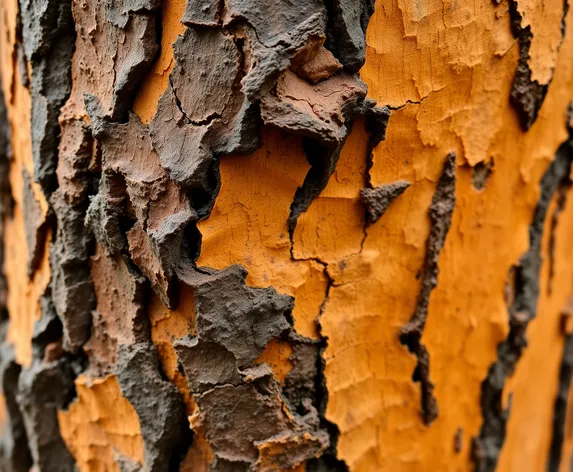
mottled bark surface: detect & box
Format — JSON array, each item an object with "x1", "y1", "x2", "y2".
[{"x1": 0, "y1": 0, "x2": 572, "y2": 471}]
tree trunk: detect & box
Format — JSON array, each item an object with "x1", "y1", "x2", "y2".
[{"x1": 0, "y1": 0, "x2": 571, "y2": 471}]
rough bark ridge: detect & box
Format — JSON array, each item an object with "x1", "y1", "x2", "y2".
[
  {"x1": 0, "y1": 0, "x2": 389, "y2": 470},
  {"x1": 472, "y1": 116, "x2": 573, "y2": 472}
]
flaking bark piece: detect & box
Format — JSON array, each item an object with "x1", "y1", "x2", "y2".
[
  {"x1": 178, "y1": 264, "x2": 292, "y2": 367},
  {"x1": 19, "y1": 0, "x2": 75, "y2": 194},
  {"x1": 296, "y1": 47, "x2": 343, "y2": 83},
  {"x1": 361, "y1": 180, "x2": 411, "y2": 224},
  {"x1": 87, "y1": 101, "x2": 195, "y2": 307},
  {"x1": 84, "y1": 248, "x2": 148, "y2": 377},
  {"x1": 260, "y1": 70, "x2": 367, "y2": 145},
  {"x1": 195, "y1": 382, "x2": 301, "y2": 464},
  {"x1": 223, "y1": 0, "x2": 327, "y2": 98},
  {"x1": 50, "y1": 119, "x2": 96, "y2": 352},
  {"x1": 325, "y1": 0, "x2": 376, "y2": 73},
  {"x1": 174, "y1": 337, "x2": 242, "y2": 393},
  {"x1": 182, "y1": 0, "x2": 221, "y2": 26},
  {"x1": 17, "y1": 358, "x2": 77, "y2": 472},
  {"x1": 0, "y1": 342, "x2": 32, "y2": 472},
  {"x1": 175, "y1": 264, "x2": 329, "y2": 468},
  {"x1": 117, "y1": 342, "x2": 186, "y2": 472},
  {"x1": 149, "y1": 26, "x2": 257, "y2": 188},
  {"x1": 66, "y1": 0, "x2": 159, "y2": 120}
]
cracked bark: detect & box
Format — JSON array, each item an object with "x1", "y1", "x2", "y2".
[
  {"x1": 472, "y1": 120, "x2": 573, "y2": 472},
  {"x1": 1, "y1": 0, "x2": 573, "y2": 471},
  {"x1": 399, "y1": 152, "x2": 456, "y2": 426}
]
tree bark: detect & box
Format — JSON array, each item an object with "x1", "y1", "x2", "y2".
[{"x1": 0, "y1": 0, "x2": 571, "y2": 471}]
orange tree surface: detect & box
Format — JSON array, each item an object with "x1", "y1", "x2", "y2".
[{"x1": 0, "y1": 0, "x2": 573, "y2": 471}]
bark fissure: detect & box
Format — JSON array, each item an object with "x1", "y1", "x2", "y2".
[
  {"x1": 547, "y1": 182, "x2": 570, "y2": 295},
  {"x1": 472, "y1": 122, "x2": 573, "y2": 472},
  {"x1": 508, "y1": 0, "x2": 570, "y2": 130},
  {"x1": 547, "y1": 302, "x2": 573, "y2": 472},
  {"x1": 399, "y1": 152, "x2": 457, "y2": 426}
]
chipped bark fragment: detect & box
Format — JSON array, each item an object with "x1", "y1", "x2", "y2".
[
  {"x1": 175, "y1": 337, "x2": 242, "y2": 393},
  {"x1": 21, "y1": 169, "x2": 44, "y2": 276},
  {"x1": 19, "y1": 0, "x2": 75, "y2": 194},
  {"x1": 0, "y1": 341, "x2": 32, "y2": 472},
  {"x1": 399, "y1": 153, "x2": 456, "y2": 426},
  {"x1": 174, "y1": 264, "x2": 330, "y2": 469},
  {"x1": 473, "y1": 138, "x2": 573, "y2": 472},
  {"x1": 260, "y1": 70, "x2": 367, "y2": 145},
  {"x1": 66, "y1": 0, "x2": 160, "y2": 120},
  {"x1": 182, "y1": 0, "x2": 221, "y2": 27},
  {"x1": 86, "y1": 103, "x2": 195, "y2": 308},
  {"x1": 324, "y1": 0, "x2": 376, "y2": 73},
  {"x1": 193, "y1": 372, "x2": 328, "y2": 469},
  {"x1": 177, "y1": 264, "x2": 292, "y2": 367},
  {"x1": 222, "y1": 0, "x2": 326, "y2": 100},
  {"x1": 17, "y1": 358, "x2": 78, "y2": 471},
  {"x1": 360, "y1": 180, "x2": 411, "y2": 224},
  {"x1": 296, "y1": 47, "x2": 343, "y2": 84},
  {"x1": 50, "y1": 119, "x2": 97, "y2": 352},
  {"x1": 149, "y1": 25, "x2": 254, "y2": 189},
  {"x1": 116, "y1": 342, "x2": 188, "y2": 472},
  {"x1": 84, "y1": 247, "x2": 148, "y2": 377}
]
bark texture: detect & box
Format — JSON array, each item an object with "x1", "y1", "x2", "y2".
[{"x1": 0, "y1": 0, "x2": 572, "y2": 471}]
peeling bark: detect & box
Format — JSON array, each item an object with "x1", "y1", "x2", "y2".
[{"x1": 1, "y1": 0, "x2": 573, "y2": 471}]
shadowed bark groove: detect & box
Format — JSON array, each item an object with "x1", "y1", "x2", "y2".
[
  {"x1": 548, "y1": 301, "x2": 573, "y2": 472},
  {"x1": 472, "y1": 118, "x2": 573, "y2": 472},
  {"x1": 399, "y1": 152, "x2": 456, "y2": 426},
  {"x1": 508, "y1": 0, "x2": 570, "y2": 130}
]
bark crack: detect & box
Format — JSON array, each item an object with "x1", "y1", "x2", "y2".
[
  {"x1": 472, "y1": 116, "x2": 573, "y2": 472},
  {"x1": 399, "y1": 152, "x2": 456, "y2": 426}
]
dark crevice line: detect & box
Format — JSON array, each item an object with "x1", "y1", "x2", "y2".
[
  {"x1": 399, "y1": 152, "x2": 456, "y2": 426},
  {"x1": 288, "y1": 213, "x2": 349, "y2": 471},
  {"x1": 508, "y1": 0, "x2": 570, "y2": 130},
  {"x1": 548, "y1": 307, "x2": 573, "y2": 472},
  {"x1": 472, "y1": 121, "x2": 573, "y2": 472},
  {"x1": 547, "y1": 182, "x2": 570, "y2": 295}
]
